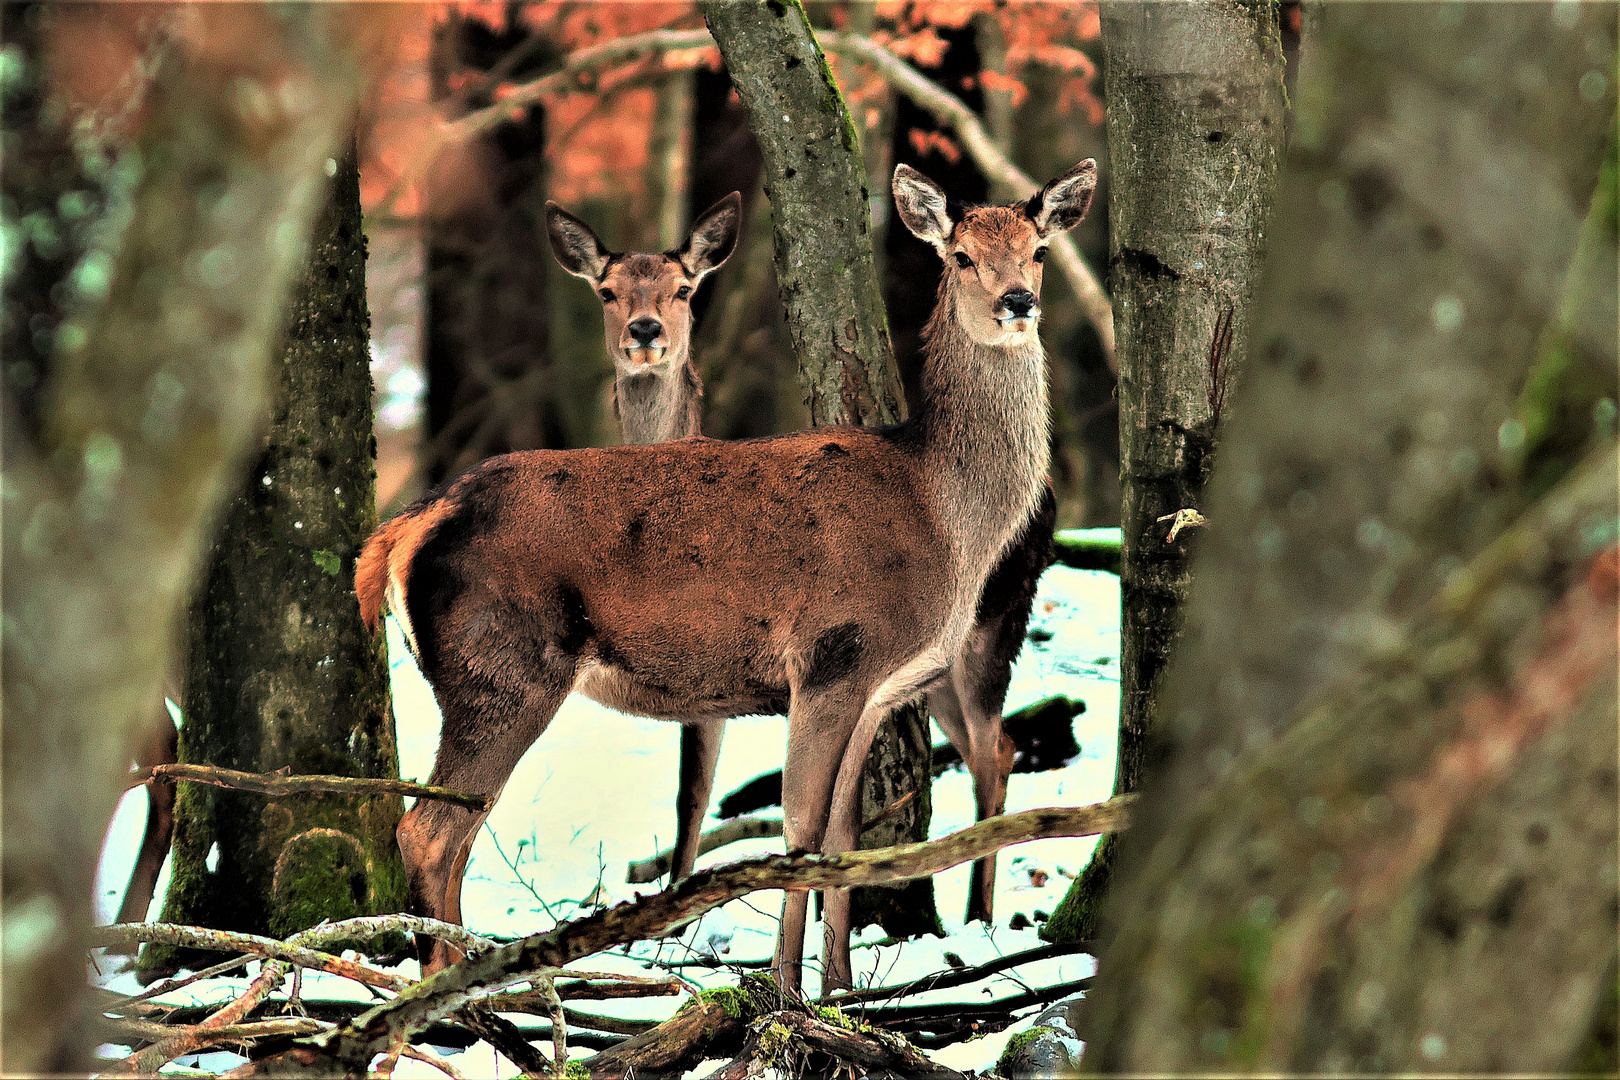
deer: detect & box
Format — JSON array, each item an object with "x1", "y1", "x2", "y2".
[
  {"x1": 357, "y1": 158, "x2": 1096, "y2": 995},
  {"x1": 543, "y1": 191, "x2": 741, "y2": 888},
  {"x1": 544, "y1": 192, "x2": 1058, "y2": 922}
]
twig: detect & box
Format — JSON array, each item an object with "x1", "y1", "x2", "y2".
[
  {"x1": 242, "y1": 798, "x2": 1134, "y2": 1073},
  {"x1": 142, "y1": 762, "x2": 492, "y2": 812},
  {"x1": 399, "y1": 1043, "x2": 468, "y2": 1080},
  {"x1": 821, "y1": 30, "x2": 1115, "y2": 369},
  {"x1": 627, "y1": 814, "x2": 785, "y2": 884},
  {"x1": 861, "y1": 976, "x2": 1095, "y2": 1028},
  {"x1": 87, "y1": 924, "x2": 411, "y2": 992},
  {"x1": 822, "y1": 939, "x2": 1095, "y2": 1006}
]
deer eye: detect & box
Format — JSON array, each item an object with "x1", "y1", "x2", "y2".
[
  {"x1": 599, "y1": 288, "x2": 617, "y2": 303},
  {"x1": 675, "y1": 285, "x2": 692, "y2": 301},
  {"x1": 953, "y1": 251, "x2": 974, "y2": 269},
  {"x1": 1033, "y1": 247, "x2": 1048, "y2": 264}
]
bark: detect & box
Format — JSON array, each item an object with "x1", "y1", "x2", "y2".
[
  {"x1": 0, "y1": 7, "x2": 367, "y2": 1070},
  {"x1": 1082, "y1": 5, "x2": 1617, "y2": 1071},
  {"x1": 700, "y1": 0, "x2": 938, "y2": 937},
  {"x1": 144, "y1": 143, "x2": 407, "y2": 972},
  {"x1": 1045, "y1": 0, "x2": 1286, "y2": 944}
]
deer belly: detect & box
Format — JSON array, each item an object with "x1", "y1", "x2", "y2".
[{"x1": 571, "y1": 659, "x2": 788, "y2": 722}]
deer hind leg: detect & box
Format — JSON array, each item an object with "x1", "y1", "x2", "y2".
[
  {"x1": 671, "y1": 719, "x2": 725, "y2": 881},
  {"x1": 399, "y1": 669, "x2": 571, "y2": 974},
  {"x1": 931, "y1": 632, "x2": 1018, "y2": 926}
]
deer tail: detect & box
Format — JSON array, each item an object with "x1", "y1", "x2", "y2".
[{"x1": 355, "y1": 498, "x2": 454, "y2": 654}]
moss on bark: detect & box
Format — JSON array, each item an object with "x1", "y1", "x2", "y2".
[{"x1": 142, "y1": 143, "x2": 405, "y2": 974}]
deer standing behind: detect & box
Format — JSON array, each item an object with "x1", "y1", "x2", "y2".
[
  {"x1": 358, "y1": 159, "x2": 1095, "y2": 994},
  {"x1": 544, "y1": 192, "x2": 1058, "y2": 922}
]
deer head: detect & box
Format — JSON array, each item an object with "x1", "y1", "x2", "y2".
[
  {"x1": 546, "y1": 192, "x2": 742, "y2": 380},
  {"x1": 893, "y1": 160, "x2": 1095, "y2": 347}
]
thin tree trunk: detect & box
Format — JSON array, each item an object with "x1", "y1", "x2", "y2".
[
  {"x1": 1082, "y1": 4, "x2": 1616, "y2": 1070},
  {"x1": 648, "y1": 68, "x2": 695, "y2": 251},
  {"x1": 423, "y1": 15, "x2": 578, "y2": 482},
  {"x1": 143, "y1": 143, "x2": 407, "y2": 973},
  {"x1": 700, "y1": 0, "x2": 940, "y2": 938},
  {"x1": 1044, "y1": 0, "x2": 1286, "y2": 944},
  {"x1": 0, "y1": 7, "x2": 367, "y2": 1070}
]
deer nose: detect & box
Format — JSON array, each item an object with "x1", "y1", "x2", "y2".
[
  {"x1": 1001, "y1": 289, "x2": 1037, "y2": 318},
  {"x1": 627, "y1": 318, "x2": 663, "y2": 346}
]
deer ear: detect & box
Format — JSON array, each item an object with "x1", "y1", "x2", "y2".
[
  {"x1": 1026, "y1": 159, "x2": 1097, "y2": 237},
  {"x1": 546, "y1": 201, "x2": 611, "y2": 280},
  {"x1": 678, "y1": 191, "x2": 741, "y2": 282},
  {"x1": 893, "y1": 163, "x2": 953, "y2": 248}
]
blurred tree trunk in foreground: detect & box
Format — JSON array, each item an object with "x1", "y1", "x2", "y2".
[
  {"x1": 0, "y1": 6, "x2": 369, "y2": 1070},
  {"x1": 423, "y1": 13, "x2": 569, "y2": 484},
  {"x1": 701, "y1": 0, "x2": 941, "y2": 940},
  {"x1": 1083, "y1": 4, "x2": 1617, "y2": 1071},
  {"x1": 144, "y1": 144, "x2": 407, "y2": 975},
  {"x1": 1046, "y1": 0, "x2": 1287, "y2": 944}
]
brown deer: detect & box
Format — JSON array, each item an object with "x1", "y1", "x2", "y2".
[
  {"x1": 546, "y1": 192, "x2": 1058, "y2": 925},
  {"x1": 358, "y1": 159, "x2": 1095, "y2": 994},
  {"x1": 544, "y1": 191, "x2": 741, "y2": 886}
]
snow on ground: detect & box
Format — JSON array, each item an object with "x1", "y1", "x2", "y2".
[{"x1": 93, "y1": 560, "x2": 1119, "y2": 1076}]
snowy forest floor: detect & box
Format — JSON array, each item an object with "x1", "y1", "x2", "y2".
[{"x1": 92, "y1": 556, "x2": 1120, "y2": 1076}]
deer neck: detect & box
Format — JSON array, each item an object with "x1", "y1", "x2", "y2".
[
  {"x1": 915, "y1": 285, "x2": 1051, "y2": 579},
  {"x1": 616, "y1": 362, "x2": 702, "y2": 445}
]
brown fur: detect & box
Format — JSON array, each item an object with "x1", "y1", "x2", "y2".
[{"x1": 379, "y1": 161, "x2": 1096, "y2": 995}]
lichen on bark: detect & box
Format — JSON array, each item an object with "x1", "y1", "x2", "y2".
[{"x1": 143, "y1": 143, "x2": 406, "y2": 973}]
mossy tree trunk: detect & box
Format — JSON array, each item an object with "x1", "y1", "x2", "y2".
[
  {"x1": 1044, "y1": 0, "x2": 1286, "y2": 945},
  {"x1": 700, "y1": 0, "x2": 940, "y2": 938},
  {"x1": 0, "y1": 6, "x2": 367, "y2": 1068},
  {"x1": 144, "y1": 142, "x2": 407, "y2": 973},
  {"x1": 1082, "y1": 4, "x2": 1616, "y2": 1070}
]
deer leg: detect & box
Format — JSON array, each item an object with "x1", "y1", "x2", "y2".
[
  {"x1": 952, "y1": 640, "x2": 1018, "y2": 927},
  {"x1": 775, "y1": 687, "x2": 866, "y2": 999},
  {"x1": 671, "y1": 719, "x2": 725, "y2": 881},
  {"x1": 399, "y1": 673, "x2": 570, "y2": 973},
  {"x1": 112, "y1": 708, "x2": 179, "y2": 937}
]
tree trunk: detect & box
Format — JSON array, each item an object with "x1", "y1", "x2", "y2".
[
  {"x1": 1044, "y1": 0, "x2": 1286, "y2": 944},
  {"x1": 0, "y1": 6, "x2": 367, "y2": 1070},
  {"x1": 1082, "y1": 4, "x2": 1617, "y2": 1070},
  {"x1": 143, "y1": 143, "x2": 407, "y2": 973},
  {"x1": 422, "y1": 15, "x2": 580, "y2": 483},
  {"x1": 700, "y1": 0, "x2": 940, "y2": 938}
]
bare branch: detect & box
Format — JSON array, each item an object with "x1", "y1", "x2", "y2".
[
  {"x1": 627, "y1": 814, "x2": 785, "y2": 883},
  {"x1": 142, "y1": 763, "x2": 493, "y2": 812},
  {"x1": 87, "y1": 924, "x2": 411, "y2": 993},
  {"x1": 821, "y1": 31, "x2": 1115, "y2": 368}
]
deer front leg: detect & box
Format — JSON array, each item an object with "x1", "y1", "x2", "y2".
[
  {"x1": 775, "y1": 689, "x2": 865, "y2": 999},
  {"x1": 671, "y1": 719, "x2": 725, "y2": 881}
]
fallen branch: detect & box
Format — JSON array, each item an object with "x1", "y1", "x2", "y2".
[
  {"x1": 242, "y1": 797, "x2": 1133, "y2": 1073},
  {"x1": 142, "y1": 763, "x2": 492, "y2": 812},
  {"x1": 88, "y1": 923, "x2": 410, "y2": 992},
  {"x1": 821, "y1": 30, "x2": 1115, "y2": 368},
  {"x1": 859, "y1": 975, "x2": 1094, "y2": 1029},
  {"x1": 626, "y1": 814, "x2": 785, "y2": 884}
]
